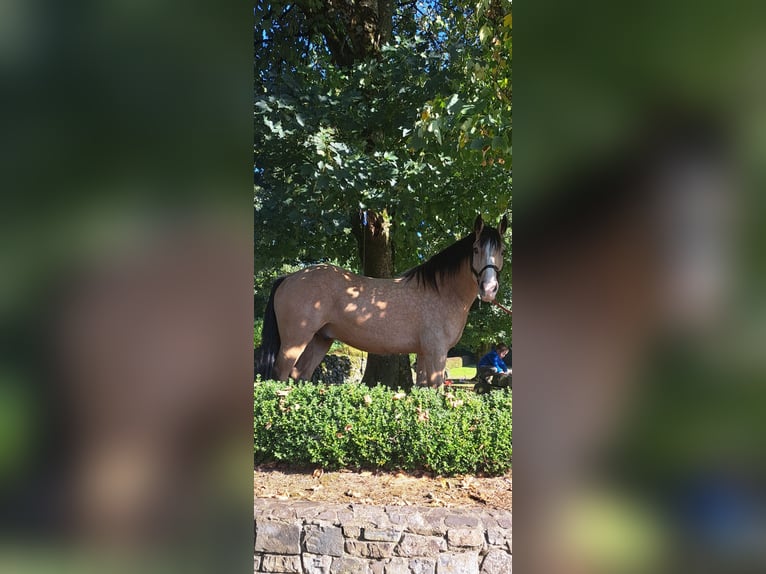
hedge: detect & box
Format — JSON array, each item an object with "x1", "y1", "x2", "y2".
[{"x1": 253, "y1": 381, "x2": 512, "y2": 476}]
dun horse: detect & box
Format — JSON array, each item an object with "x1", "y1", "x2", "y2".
[{"x1": 257, "y1": 215, "x2": 508, "y2": 387}]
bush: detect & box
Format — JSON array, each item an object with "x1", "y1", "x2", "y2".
[{"x1": 253, "y1": 380, "x2": 512, "y2": 476}]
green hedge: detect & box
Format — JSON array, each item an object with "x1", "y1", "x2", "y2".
[{"x1": 253, "y1": 381, "x2": 512, "y2": 476}]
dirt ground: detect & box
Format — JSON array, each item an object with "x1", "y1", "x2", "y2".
[{"x1": 254, "y1": 464, "x2": 512, "y2": 510}]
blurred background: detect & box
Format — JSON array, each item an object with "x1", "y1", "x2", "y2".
[
  {"x1": 515, "y1": 1, "x2": 766, "y2": 573},
  {"x1": 0, "y1": 0, "x2": 252, "y2": 572}
]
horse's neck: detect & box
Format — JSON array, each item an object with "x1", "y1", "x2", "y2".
[{"x1": 442, "y1": 262, "x2": 479, "y2": 313}]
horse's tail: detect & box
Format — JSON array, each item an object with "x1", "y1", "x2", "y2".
[{"x1": 256, "y1": 276, "x2": 286, "y2": 380}]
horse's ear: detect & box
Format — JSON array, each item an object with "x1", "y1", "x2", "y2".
[
  {"x1": 474, "y1": 215, "x2": 484, "y2": 235},
  {"x1": 499, "y1": 214, "x2": 508, "y2": 235}
]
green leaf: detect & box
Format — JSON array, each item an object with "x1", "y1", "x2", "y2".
[
  {"x1": 479, "y1": 25, "x2": 492, "y2": 44},
  {"x1": 446, "y1": 94, "x2": 460, "y2": 114}
]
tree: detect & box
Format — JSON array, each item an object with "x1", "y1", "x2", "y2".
[{"x1": 255, "y1": 1, "x2": 512, "y2": 386}]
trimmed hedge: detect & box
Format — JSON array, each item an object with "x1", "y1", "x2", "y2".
[{"x1": 253, "y1": 381, "x2": 512, "y2": 476}]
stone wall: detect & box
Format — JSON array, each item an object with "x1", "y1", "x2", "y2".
[{"x1": 254, "y1": 500, "x2": 511, "y2": 574}]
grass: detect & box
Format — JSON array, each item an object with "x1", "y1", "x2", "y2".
[
  {"x1": 445, "y1": 366, "x2": 477, "y2": 380},
  {"x1": 329, "y1": 341, "x2": 367, "y2": 357}
]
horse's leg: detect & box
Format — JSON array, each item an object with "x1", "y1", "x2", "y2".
[
  {"x1": 293, "y1": 333, "x2": 333, "y2": 381},
  {"x1": 415, "y1": 356, "x2": 428, "y2": 387},
  {"x1": 273, "y1": 338, "x2": 310, "y2": 381},
  {"x1": 415, "y1": 353, "x2": 447, "y2": 388}
]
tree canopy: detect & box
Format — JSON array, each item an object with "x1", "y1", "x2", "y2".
[{"x1": 254, "y1": 0, "x2": 512, "y2": 357}]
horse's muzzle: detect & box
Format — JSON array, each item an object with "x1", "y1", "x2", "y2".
[
  {"x1": 479, "y1": 280, "x2": 499, "y2": 302},
  {"x1": 473, "y1": 264, "x2": 500, "y2": 302}
]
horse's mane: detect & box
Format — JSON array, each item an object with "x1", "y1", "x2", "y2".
[{"x1": 402, "y1": 226, "x2": 503, "y2": 291}]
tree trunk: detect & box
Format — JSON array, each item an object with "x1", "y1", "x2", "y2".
[
  {"x1": 297, "y1": 0, "x2": 395, "y2": 67},
  {"x1": 351, "y1": 209, "x2": 413, "y2": 391}
]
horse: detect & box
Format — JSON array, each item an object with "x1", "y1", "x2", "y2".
[{"x1": 256, "y1": 214, "x2": 508, "y2": 388}]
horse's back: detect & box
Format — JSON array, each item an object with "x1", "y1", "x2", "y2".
[
  {"x1": 274, "y1": 264, "x2": 359, "y2": 324},
  {"x1": 279, "y1": 264, "x2": 362, "y2": 298},
  {"x1": 273, "y1": 264, "x2": 424, "y2": 354}
]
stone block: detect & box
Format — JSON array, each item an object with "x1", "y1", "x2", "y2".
[
  {"x1": 271, "y1": 506, "x2": 298, "y2": 520},
  {"x1": 343, "y1": 524, "x2": 363, "y2": 539},
  {"x1": 481, "y1": 549, "x2": 512, "y2": 574},
  {"x1": 444, "y1": 514, "x2": 479, "y2": 528},
  {"x1": 337, "y1": 509, "x2": 355, "y2": 523},
  {"x1": 436, "y1": 552, "x2": 480, "y2": 574},
  {"x1": 446, "y1": 529, "x2": 484, "y2": 549},
  {"x1": 255, "y1": 520, "x2": 301, "y2": 555},
  {"x1": 315, "y1": 509, "x2": 339, "y2": 522},
  {"x1": 260, "y1": 554, "x2": 302, "y2": 573},
  {"x1": 495, "y1": 516, "x2": 512, "y2": 529},
  {"x1": 389, "y1": 512, "x2": 442, "y2": 536},
  {"x1": 486, "y1": 528, "x2": 510, "y2": 546},
  {"x1": 331, "y1": 556, "x2": 370, "y2": 574},
  {"x1": 303, "y1": 553, "x2": 333, "y2": 574},
  {"x1": 408, "y1": 558, "x2": 437, "y2": 574},
  {"x1": 384, "y1": 557, "x2": 410, "y2": 574},
  {"x1": 396, "y1": 533, "x2": 446, "y2": 557},
  {"x1": 346, "y1": 540, "x2": 397, "y2": 559},
  {"x1": 370, "y1": 516, "x2": 394, "y2": 530},
  {"x1": 385, "y1": 509, "x2": 406, "y2": 524},
  {"x1": 363, "y1": 528, "x2": 403, "y2": 542},
  {"x1": 305, "y1": 524, "x2": 345, "y2": 556}
]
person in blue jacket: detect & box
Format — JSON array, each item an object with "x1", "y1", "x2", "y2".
[{"x1": 478, "y1": 342, "x2": 511, "y2": 388}]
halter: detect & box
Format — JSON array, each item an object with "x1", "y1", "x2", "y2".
[{"x1": 471, "y1": 263, "x2": 501, "y2": 286}]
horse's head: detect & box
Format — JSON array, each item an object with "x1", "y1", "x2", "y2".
[{"x1": 472, "y1": 214, "x2": 508, "y2": 301}]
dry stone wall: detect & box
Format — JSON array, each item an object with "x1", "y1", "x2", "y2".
[{"x1": 254, "y1": 500, "x2": 512, "y2": 574}]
